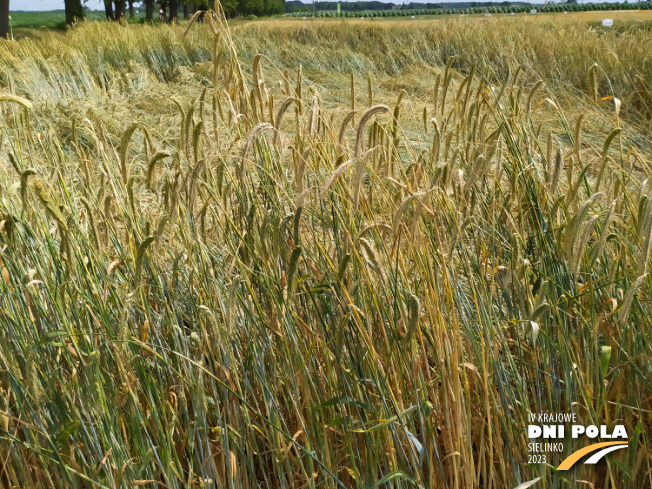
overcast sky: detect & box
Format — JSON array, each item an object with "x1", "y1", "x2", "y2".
[{"x1": 12, "y1": 0, "x2": 105, "y2": 10}]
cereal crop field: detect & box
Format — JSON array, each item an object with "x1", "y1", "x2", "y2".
[{"x1": 0, "y1": 8, "x2": 651, "y2": 489}]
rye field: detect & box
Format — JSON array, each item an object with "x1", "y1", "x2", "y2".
[{"x1": 0, "y1": 9, "x2": 652, "y2": 489}]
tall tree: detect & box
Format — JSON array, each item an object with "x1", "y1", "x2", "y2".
[
  {"x1": 263, "y1": 0, "x2": 284, "y2": 14},
  {"x1": 65, "y1": 0, "x2": 84, "y2": 24},
  {"x1": 168, "y1": 0, "x2": 178, "y2": 22},
  {"x1": 221, "y1": 0, "x2": 238, "y2": 17},
  {"x1": 239, "y1": 0, "x2": 264, "y2": 15},
  {"x1": 128, "y1": 0, "x2": 135, "y2": 17},
  {"x1": 114, "y1": 0, "x2": 126, "y2": 18},
  {"x1": 144, "y1": 0, "x2": 154, "y2": 20},
  {"x1": 104, "y1": 0, "x2": 115, "y2": 19},
  {"x1": 0, "y1": 0, "x2": 8, "y2": 39}
]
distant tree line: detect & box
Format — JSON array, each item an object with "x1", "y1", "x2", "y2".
[
  {"x1": 286, "y1": 1, "x2": 399, "y2": 11},
  {"x1": 289, "y1": 0, "x2": 651, "y2": 16},
  {"x1": 285, "y1": 0, "x2": 518, "y2": 11}
]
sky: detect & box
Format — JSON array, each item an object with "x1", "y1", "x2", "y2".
[{"x1": 12, "y1": 0, "x2": 106, "y2": 11}]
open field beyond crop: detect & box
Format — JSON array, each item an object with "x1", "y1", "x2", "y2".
[
  {"x1": 7, "y1": 10, "x2": 111, "y2": 29},
  {"x1": 1, "y1": 10, "x2": 652, "y2": 489},
  {"x1": 282, "y1": 9, "x2": 652, "y2": 22}
]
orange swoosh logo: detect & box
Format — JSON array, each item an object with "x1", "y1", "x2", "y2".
[{"x1": 556, "y1": 441, "x2": 627, "y2": 470}]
